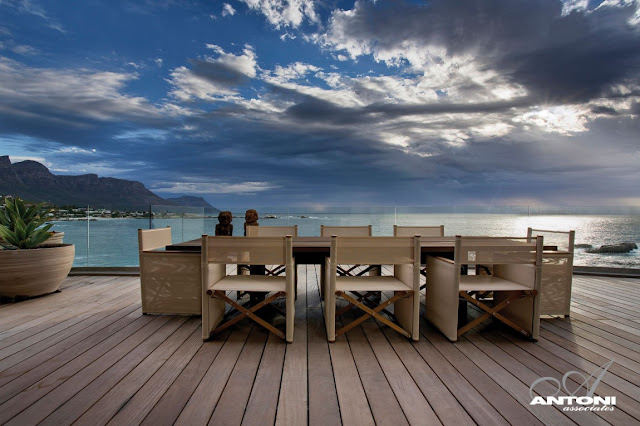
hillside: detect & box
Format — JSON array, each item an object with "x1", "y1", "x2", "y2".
[{"x1": 0, "y1": 156, "x2": 216, "y2": 211}]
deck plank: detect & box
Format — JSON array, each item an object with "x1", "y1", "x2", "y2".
[
  {"x1": 306, "y1": 265, "x2": 341, "y2": 426},
  {"x1": 380, "y1": 326, "x2": 476, "y2": 426},
  {"x1": 275, "y1": 264, "x2": 309, "y2": 426},
  {"x1": 140, "y1": 331, "x2": 229, "y2": 426},
  {"x1": 62, "y1": 318, "x2": 200, "y2": 425},
  {"x1": 2, "y1": 316, "x2": 178, "y2": 425},
  {"x1": 209, "y1": 326, "x2": 269, "y2": 425},
  {"x1": 241, "y1": 332, "x2": 286, "y2": 425},
  {"x1": 0, "y1": 303, "x2": 142, "y2": 390},
  {"x1": 422, "y1": 325, "x2": 544, "y2": 425},
  {"x1": 346, "y1": 319, "x2": 409, "y2": 426},
  {"x1": 0, "y1": 274, "x2": 638, "y2": 425},
  {"x1": 173, "y1": 322, "x2": 253, "y2": 425},
  {"x1": 106, "y1": 325, "x2": 204, "y2": 425}
]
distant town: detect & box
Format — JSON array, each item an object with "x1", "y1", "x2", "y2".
[{"x1": 0, "y1": 195, "x2": 214, "y2": 220}]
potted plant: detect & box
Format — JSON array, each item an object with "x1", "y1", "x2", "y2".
[{"x1": 0, "y1": 197, "x2": 75, "y2": 298}]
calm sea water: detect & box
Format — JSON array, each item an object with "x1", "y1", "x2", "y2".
[{"x1": 53, "y1": 213, "x2": 640, "y2": 268}]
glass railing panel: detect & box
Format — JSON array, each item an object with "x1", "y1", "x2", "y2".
[
  {"x1": 219, "y1": 206, "x2": 397, "y2": 236},
  {"x1": 52, "y1": 211, "x2": 90, "y2": 267},
  {"x1": 149, "y1": 205, "x2": 206, "y2": 244},
  {"x1": 44, "y1": 204, "x2": 640, "y2": 269}
]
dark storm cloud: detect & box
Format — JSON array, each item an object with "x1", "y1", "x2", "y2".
[
  {"x1": 326, "y1": 0, "x2": 640, "y2": 104},
  {"x1": 189, "y1": 59, "x2": 251, "y2": 87},
  {"x1": 591, "y1": 105, "x2": 618, "y2": 115}
]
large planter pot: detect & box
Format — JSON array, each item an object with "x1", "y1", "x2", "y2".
[
  {"x1": 40, "y1": 231, "x2": 65, "y2": 246},
  {"x1": 0, "y1": 244, "x2": 75, "y2": 298}
]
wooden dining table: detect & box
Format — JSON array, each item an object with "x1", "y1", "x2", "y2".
[
  {"x1": 164, "y1": 235, "x2": 458, "y2": 264},
  {"x1": 148, "y1": 236, "x2": 549, "y2": 315}
]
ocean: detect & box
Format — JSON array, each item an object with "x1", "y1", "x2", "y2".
[{"x1": 53, "y1": 212, "x2": 640, "y2": 268}]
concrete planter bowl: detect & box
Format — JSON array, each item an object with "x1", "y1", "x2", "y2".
[{"x1": 0, "y1": 244, "x2": 75, "y2": 298}]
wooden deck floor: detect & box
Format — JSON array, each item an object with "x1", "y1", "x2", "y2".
[{"x1": 0, "y1": 268, "x2": 639, "y2": 425}]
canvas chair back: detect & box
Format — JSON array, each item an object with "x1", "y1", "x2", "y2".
[
  {"x1": 527, "y1": 228, "x2": 575, "y2": 316},
  {"x1": 393, "y1": 225, "x2": 444, "y2": 237},
  {"x1": 321, "y1": 225, "x2": 372, "y2": 237},
  {"x1": 204, "y1": 235, "x2": 289, "y2": 265},
  {"x1": 454, "y1": 236, "x2": 540, "y2": 267},
  {"x1": 331, "y1": 236, "x2": 418, "y2": 265},
  {"x1": 527, "y1": 228, "x2": 575, "y2": 253},
  {"x1": 138, "y1": 227, "x2": 171, "y2": 252},
  {"x1": 246, "y1": 225, "x2": 298, "y2": 237},
  {"x1": 138, "y1": 227, "x2": 201, "y2": 315}
]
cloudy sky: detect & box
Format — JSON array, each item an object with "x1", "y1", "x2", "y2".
[{"x1": 1, "y1": 0, "x2": 639, "y2": 207}]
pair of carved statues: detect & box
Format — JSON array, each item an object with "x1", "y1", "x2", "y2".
[{"x1": 214, "y1": 209, "x2": 259, "y2": 236}]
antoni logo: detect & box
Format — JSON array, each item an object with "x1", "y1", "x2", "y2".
[{"x1": 529, "y1": 360, "x2": 616, "y2": 412}]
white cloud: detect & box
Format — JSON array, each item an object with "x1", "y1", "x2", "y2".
[
  {"x1": 10, "y1": 155, "x2": 48, "y2": 164},
  {"x1": 56, "y1": 146, "x2": 97, "y2": 154},
  {"x1": 154, "y1": 181, "x2": 277, "y2": 194},
  {"x1": 114, "y1": 129, "x2": 169, "y2": 140},
  {"x1": 154, "y1": 58, "x2": 163, "y2": 67},
  {"x1": 222, "y1": 3, "x2": 236, "y2": 17},
  {"x1": 168, "y1": 45, "x2": 257, "y2": 102},
  {"x1": 240, "y1": 0, "x2": 317, "y2": 28},
  {"x1": 168, "y1": 66, "x2": 237, "y2": 101},
  {"x1": 280, "y1": 32, "x2": 296, "y2": 41},
  {"x1": 272, "y1": 62, "x2": 320, "y2": 82},
  {"x1": 0, "y1": 56, "x2": 166, "y2": 123},
  {"x1": 204, "y1": 44, "x2": 257, "y2": 77},
  {"x1": 561, "y1": 0, "x2": 589, "y2": 15},
  {"x1": 12, "y1": 44, "x2": 38, "y2": 55},
  {"x1": 514, "y1": 106, "x2": 590, "y2": 135},
  {"x1": 3, "y1": 0, "x2": 65, "y2": 33}
]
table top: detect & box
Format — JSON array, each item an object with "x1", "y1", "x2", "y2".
[
  {"x1": 161, "y1": 236, "x2": 559, "y2": 264},
  {"x1": 165, "y1": 236, "x2": 459, "y2": 252}
]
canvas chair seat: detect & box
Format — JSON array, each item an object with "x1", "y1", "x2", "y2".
[
  {"x1": 459, "y1": 276, "x2": 532, "y2": 292},
  {"x1": 209, "y1": 275, "x2": 286, "y2": 292},
  {"x1": 336, "y1": 276, "x2": 412, "y2": 292}
]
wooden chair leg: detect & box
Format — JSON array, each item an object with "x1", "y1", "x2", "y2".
[
  {"x1": 211, "y1": 291, "x2": 286, "y2": 339},
  {"x1": 337, "y1": 291, "x2": 377, "y2": 316},
  {"x1": 336, "y1": 291, "x2": 412, "y2": 338},
  {"x1": 457, "y1": 290, "x2": 537, "y2": 338}
]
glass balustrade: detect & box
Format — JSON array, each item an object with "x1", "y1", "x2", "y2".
[{"x1": 46, "y1": 205, "x2": 640, "y2": 269}]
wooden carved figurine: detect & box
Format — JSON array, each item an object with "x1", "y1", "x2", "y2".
[
  {"x1": 215, "y1": 211, "x2": 233, "y2": 236},
  {"x1": 244, "y1": 209, "x2": 259, "y2": 236}
]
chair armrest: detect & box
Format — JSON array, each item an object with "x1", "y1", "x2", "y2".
[{"x1": 205, "y1": 263, "x2": 226, "y2": 292}]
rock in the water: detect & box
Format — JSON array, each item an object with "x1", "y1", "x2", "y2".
[
  {"x1": 587, "y1": 242, "x2": 638, "y2": 254},
  {"x1": 575, "y1": 244, "x2": 593, "y2": 249}
]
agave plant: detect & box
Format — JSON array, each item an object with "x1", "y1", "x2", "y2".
[{"x1": 0, "y1": 197, "x2": 53, "y2": 249}]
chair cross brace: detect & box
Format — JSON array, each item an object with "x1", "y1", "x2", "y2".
[
  {"x1": 210, "y1": 290, "x2": 286, "y2": 339},
  {"x1": 336, "y1": 290, "x2": 412, "y2": 338},
  {"x1": 265, "y1": 265, "x2": 286, "y2": 276},
  {"x1": 457, "y1": 289, "x2": 538, "y2": 338},
  {"x1": 338, "y1": 290, "x2": 396, "y2": 320},
  {"x1": 419, "y1": 266, "x2": 428, "y2": 291},
  {"x1": 336, "y1": 264, "x2": 379, "y2": 276}
]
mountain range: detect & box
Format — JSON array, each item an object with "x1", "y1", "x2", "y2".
[{"x1": 0, "y1": 156, "x2": 217, "y2": 211}]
